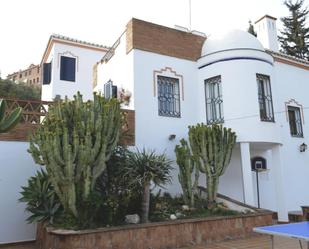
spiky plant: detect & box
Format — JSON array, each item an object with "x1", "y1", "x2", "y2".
[
  {"x1": 0, "y1": 99, "x2": 22, "y2": 133},
  {"x1": 188, "y1": 124, "x2": 236, "y2": 208},
  {"x1": 28, "y1": 92, "x2": 122, "y2": 222},
  {"x1": 124, "y1": 149, "x2": 173, "y2": 223},
  {"x1": 19, "y1": 170, "x2": 61, "y2": 224},
  {"x1": 175, "y1": 139, "x2": 199, "y2": 208}
]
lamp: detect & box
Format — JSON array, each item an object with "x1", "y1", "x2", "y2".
[{"x1": 300, "y1": 143, "x2": 307, "y2": 152}]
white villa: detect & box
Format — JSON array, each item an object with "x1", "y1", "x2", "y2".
[
  {"x1": 39, "y1": 15, "x2": 309, "y2": 223},
  {"x1": 0, "y1": 15, "x2": 301, "y2": 245},
  {"x1": 98, "y1": 15, "x2": 309, "y2": 223}
]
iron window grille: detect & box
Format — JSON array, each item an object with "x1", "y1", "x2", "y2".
[
  {"x1": 288, "y1": 106, "x2": 303, "y2": 137},
  {"x1": 157, "y1": 75, "x2": 181, "y2": 118},
  {"x1": 257, "y1": 74, "x2": 274, "y2": 122},
  {"x1": 205, "y1": 75, "x2": 224, "y2": 125}
]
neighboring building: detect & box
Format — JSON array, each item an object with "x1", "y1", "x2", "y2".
[
  {"x1": 40, "y1": 34, "x2": 109, "y2": 101},
  {"x1": 6, "y1": 64, "x2": 41, "y2": 86}
]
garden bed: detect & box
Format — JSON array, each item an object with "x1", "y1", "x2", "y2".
[{"x1": 36, "y1": 210, "x2": 273, "y2": 249}]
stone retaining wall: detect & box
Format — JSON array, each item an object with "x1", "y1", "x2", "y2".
[{"x1": 37, "y1": 211, "x2": 273, "y2": 249}]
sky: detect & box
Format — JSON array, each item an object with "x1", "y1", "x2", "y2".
[{"x1": 0, "y1": 0, "x2": 308, "y2": 77}]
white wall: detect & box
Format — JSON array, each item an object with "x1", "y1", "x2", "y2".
[
  {"x1": 133, "y1": 49, "x2": 199, "y2": 194},
  {"x1": 197, "y1": 49, "x2": 281, "y2": 144},
  {"x1": 273, "y1": 61, "x2": 309, "y2": 213},
  {"x1": 96, "y1": 32, "x2": 134, "y2": 110},
  {"x1": 0, "y1": 141, "x2": 37, "y2": 244},
  {"x1": 255, "y1": 17, "x2": 279, "y2": 52},
  {"x1": 41, "y1": 43, "x2": 106, "y2": 101}
]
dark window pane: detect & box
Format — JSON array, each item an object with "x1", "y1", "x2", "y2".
[
  {"x1": 157, "y1": 76, "x2": 180, "y2": 118},
  {"x1": 60, "y1": 56, "x2": 76, "y2": 82},
  {"x1": 288, "y1": 106, "x2": 303, "y2": 137},
  {"x1": 104, "y1": 80, "x2": 113, "y2": 99},
  {"x1": 257, "y1": 74, "x2": 274, "y2": 122},
  {"x1": 205, "y1": 75, "x2": 224, "y2": 125},
  {"x1": 43, "y1": 62, "x2": 52, "y2": 85}
]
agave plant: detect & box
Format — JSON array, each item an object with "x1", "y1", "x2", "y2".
[
  {"x1": 19, "y1": 170, "x2": 62, "y2": 224},
  {"x1": 0, "y1": 99, "x2": 22, "y2": 133},
  {"x1": 124, "y1": 149, "x2": 173, "y2": 223}
]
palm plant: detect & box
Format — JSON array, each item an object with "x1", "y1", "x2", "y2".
[
  {"x1": 0, "y1": 99, "x2": 22, "y2": 133},
  {"x1": 125, "y1": 149, "x2": 173, "y2": 223}
]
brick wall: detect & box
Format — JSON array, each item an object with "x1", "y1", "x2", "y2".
[
  {"x1": 37, "y1": 212, "x2": 273, "y2": 249},
  {"x1": 126, "y1": 18, "x2": 206, "y2": 61}
]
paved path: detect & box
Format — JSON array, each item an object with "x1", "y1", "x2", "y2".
[
  {"x1": 0, "y1": 236, "x2": 306, "y2": 249},
  {"x1": 184, "y1": 235, "x2": 305, "y2": 249}
]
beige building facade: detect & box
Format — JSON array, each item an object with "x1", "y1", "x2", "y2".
[{"x1": 6, "y1": 64, "x2": 41, "y2": 87}]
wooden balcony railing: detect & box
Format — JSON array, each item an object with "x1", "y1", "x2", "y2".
[{"x1": 0, "y1": 98, "x2": 135, "y2": 145}]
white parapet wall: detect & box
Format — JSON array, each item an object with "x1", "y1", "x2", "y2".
[{"x1": 0, "y1": 141, "x2": 37, "y2": 244}]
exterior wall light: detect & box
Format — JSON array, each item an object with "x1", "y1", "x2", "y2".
[
  {"x1": 168, "y1": 134, "x2": 176, "y2": 141},
  {"x1": 300, "y1": 143, "x2": 308, "y2": 152}
]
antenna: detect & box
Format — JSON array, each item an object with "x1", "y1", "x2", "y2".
[{"x1": 189, "y1": 0, "x2": 192, "y2": 31}]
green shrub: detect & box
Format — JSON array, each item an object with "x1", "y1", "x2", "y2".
[
  {"x1": 19, "y1": 170, "x2": 62, "y2": 224},
  {"x1": 124, "y1": 149, "x2": 173, "y2": 223},
  {"x1": 28, "y1": 92, "x2": 122, "y2": 226},
  {"x1": 96, "y1": 146, "x2": 142, "y2": 225}
]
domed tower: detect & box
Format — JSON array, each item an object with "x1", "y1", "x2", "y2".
[
  {"x1": 197, "y1": 30, "x2": 285, "y2": 218},
  {"x1": 197, "y1": 30, "x2": 281, "y2": 144}
]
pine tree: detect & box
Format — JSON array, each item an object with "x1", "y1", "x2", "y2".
[
  {"x1": 279, "y1": 0, "x2": 309, "y2": 60},
  {"x1": 248, "y1": 20, "x2": 257, "y2": 37}
]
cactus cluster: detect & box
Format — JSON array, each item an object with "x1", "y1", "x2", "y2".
[
  {"x1": 0, "y1": 99, "x2": 22, "y2": 133},
  {"x1": 28, "y1": 92, "x2": 122, "y2": 218},
  {"x1": 188, "y1": 124, "x2": 236, "y2": 207},
  {"x1": 175, "y1": 139, "x2": 199, "y2": 208}
]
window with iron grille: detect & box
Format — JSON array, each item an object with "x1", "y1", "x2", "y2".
[
  {"x1": 257, "y1": 74, "x2": 274, "y2": 122},
  {"x1": 157, "y1": 76, "x2": 180, "y2": 117},
  {"x1": 288, "y1": 106, "x2": 303, "y2": 137},
  {"x1": 205, "y1": 75, "x2": 224, "y2": 125}
]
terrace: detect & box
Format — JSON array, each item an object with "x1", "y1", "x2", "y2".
[
  {"x1": 0, "y1": 236, "x2": 303, "y2": 249},
  {"x1": 0, "y1": 97, "x2": 135, "y2": 145}
]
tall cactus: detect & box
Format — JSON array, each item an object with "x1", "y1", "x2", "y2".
[
  {"x1": 0, "y1": 99, "x2": 22, "y2": 133},
  {"x1": 28, "y1": 92, "x2": 122, "y2": 218},
  {"x1": 188, "y1": 124, "x2": 236, "y2": 207},
  {"x1": 175, "y1": 139, "x2": 199, "y2": 208}
]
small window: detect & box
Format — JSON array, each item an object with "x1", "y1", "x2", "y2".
[
  {"x1": 157, "y1": 75, "x2": 180, "y2": 118},
  {"x1": 19, "y1": 74, "x2": 22, "y2": 78},
  {"x1": 257, "y1": 74, "x2": 274, "y2": 122},
  {"x1": 288, "y1": 106, "x2": 303, "y2": 137},
  {"x1": 37, "y1": 77, "x2": 39, "y2": 83},
  {"x1": 29, "y1": 80, "x2": 32, "y2": 84},
  {"x1": 104, "y1": 80, "x2": 117, "y2": 99},
  {"x1": 25, "y1": 72, "x2": 27, "y2": 76},
  {"x1": 37, "y1": 67, "x2": 40, "y2": 73},
  {"x1": 60, "y1": 56, "x2": 76, "y2": 82},
  {"x1": 43, "y1": 61, "x2": 52, "y2": 85},
  {"x1": 29, "y1": 70, "x2": 32, "y2": 75},
  {"x1": 205, "y1": 75, "x2": 224, "y2": 124}
]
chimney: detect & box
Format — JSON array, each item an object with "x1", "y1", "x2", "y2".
[{"x1": 255, "y1": 15, "x2": 279, "y2": 52}]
